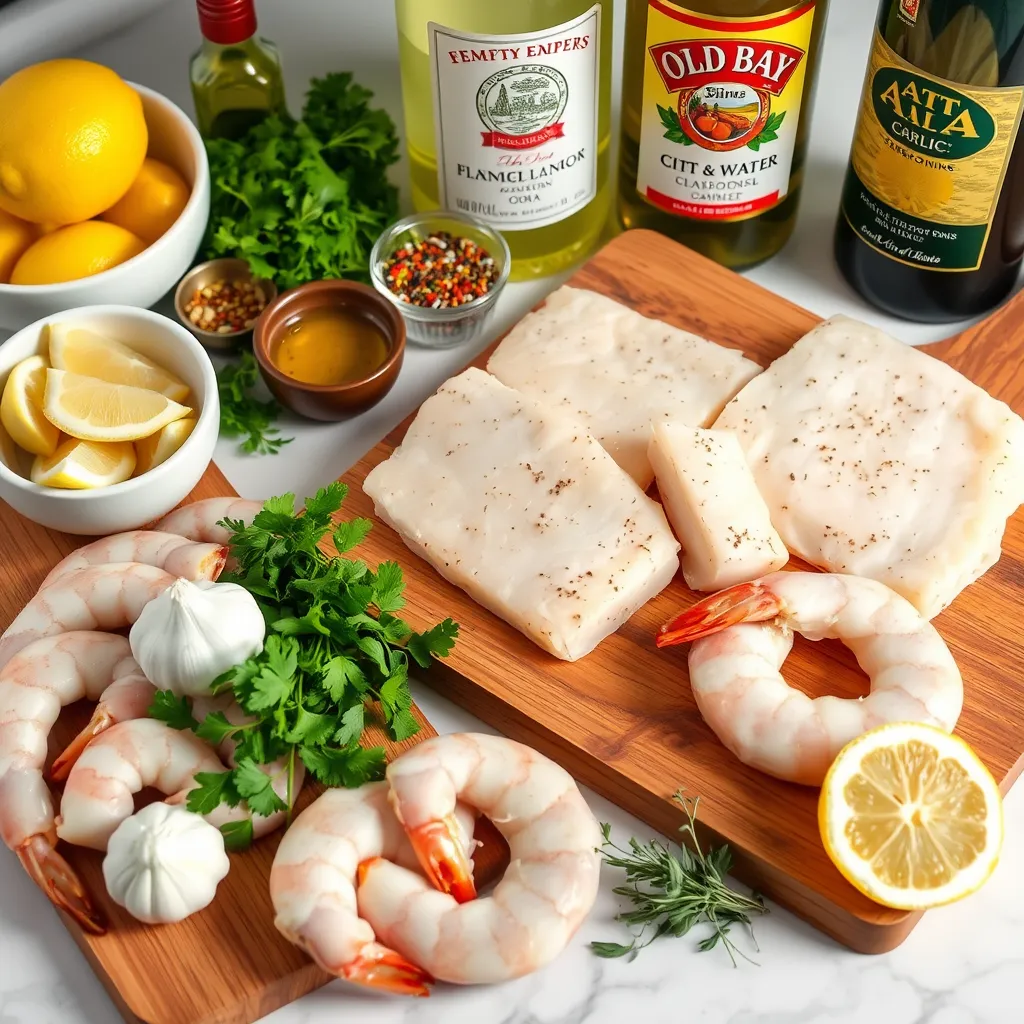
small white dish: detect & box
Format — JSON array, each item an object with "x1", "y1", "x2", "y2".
[
  {"x1": 0, "y1": 82, "x2": 210, "y2": 332},
  {"x1": 0, "y1": 305, "x2": 218, "y2": 536}
]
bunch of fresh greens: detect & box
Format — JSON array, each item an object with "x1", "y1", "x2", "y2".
[
  {"x1": 202, "y1": 72, "x2": 399, "y2": 289},
  {"x1": 592, "y1": 792, "x2": 767, "y2": 965},
  {"x1": 150, "y1": 483, "x2": 457, "y2": 849},
  {"x1": 217, "y1": 352, "x2": 292, "y2": 455}
]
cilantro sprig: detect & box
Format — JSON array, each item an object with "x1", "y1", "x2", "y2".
[
  {"x1": 149, "y1": 483, "x2": 457, "y2": 847},
  {"x1": 217, "y1": 352, "x2": 292, "y2": 456}
]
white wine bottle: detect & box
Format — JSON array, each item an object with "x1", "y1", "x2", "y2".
[{"x1": 395, "y1": 0, "x2": 613, "y2": 279}]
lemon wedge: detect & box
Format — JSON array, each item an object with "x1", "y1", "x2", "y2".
[
  {"x1": 0, "y1": 416, "x2": 23, "y2": 473},
  {"x1": 819, "y1": 722, "x2": 1003, "y2": 910},
  {"x1": 49, "y1": 324, "x2": 190, "y2": 402},
  {"x1": 43, "y1": 369, "x2": 191, "y2": 443},
  {"x1": 0, "y1": 354, "x2": 60, "y2": 456},
  {"x1": 134, "y1": 417, "x2": 196, "y2": 475},
  {"x1": 31, "y1": 436, "x2": 136, "y2": 489}
]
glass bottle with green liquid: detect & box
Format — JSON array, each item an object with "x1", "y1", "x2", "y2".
[
  {"x1": 190, "y1": 0, "x2": 287, "y2": 140},
  {"x1": 394, "y1": 0, "x2": 614, "y2": 279}
]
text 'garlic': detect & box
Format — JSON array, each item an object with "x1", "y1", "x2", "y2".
[
  {"x1": 129, "y1": 577, "x2": 265, "y2": 696},
  {"x1": 103, "y1": 802, "x2": 230, "y2": 925}
]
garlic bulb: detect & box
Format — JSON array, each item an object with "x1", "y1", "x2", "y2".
[
  {"x1": 130, "y1": 577, "x2": 265, "y2": 696},
  {"x1": 102, "y1": 802, "x2": 230, "y2": 925}
]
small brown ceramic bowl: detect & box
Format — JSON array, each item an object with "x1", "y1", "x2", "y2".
[
  {"x1": 253, "y1": 279, "x2": 406, "y2": 421},
  {"x1": 174, "y1": 258, "x2": 277, "y2": 350}
]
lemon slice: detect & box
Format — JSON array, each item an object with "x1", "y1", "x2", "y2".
[
  {"x1": 0, "y1": 355, "x2": 60, "y2": 456},
  {"x1": 49, "y1": 324, "x2": 190, "y2": 403},
  {"x1": 43, "y1": 369, "x2": 191, "y2": 443},
  {"x1": 32, "y1": 437, "x2": 136, "y2": 489},
  {"x1": 819, "y1": 722, "x2": 1003, "y2": 910},
  {"x1": 134, "y1": 417, "x2": 196, "y2": 475},
  {"x1": 0, "y1": 417, "x2": 23, "y2": 473}
]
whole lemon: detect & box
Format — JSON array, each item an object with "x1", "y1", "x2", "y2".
[
  {"x1": 0, "y1": 208, "x2": 39, "y2": 282},
  {"x1": 101, "y1": 158, "x2": 190, "y2": 244},
  {"x1": 0, "y1": 59, "x2": 148, "y2": 226},
  {"x1": 10, "y1": 221, "x2": 146, "y2": 285}
]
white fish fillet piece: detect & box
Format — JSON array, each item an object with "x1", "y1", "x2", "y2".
[
  {"x1": 649, "y1": 423, "x2": 788, "y2": 591},
  {"x1": 486, "y1": 286, "x2": 762, "y2": 488},
  {"x1": 363, "y1": 368, "x2": 680, "y2": 661},
  {"x1": 714, "y1": 315, "x2": 1024, "y2": 618}
]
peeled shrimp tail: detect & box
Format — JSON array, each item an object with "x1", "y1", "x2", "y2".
[
  {"x1": 156, "y1": 498, "x2": 262, "y2": 546},
  {"x1": 0, "y1": 563, "x2": 173, "y2": 671},
  {"x1": 17, "y1": 831, "x2": 105, "y2": 935},
  {"x1": 39, "y1": 532, "x2": 227, "y2": 590}
]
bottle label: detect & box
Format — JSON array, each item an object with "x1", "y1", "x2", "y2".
[
  {"x1": 841, "y1": 31, "x2": 1024, "y2": 272},
  {"x1": 428, "y1": 6, "x2": 601, "y2": 231},
  {"x1": 635, "y1": 0, "x2": 816, "y2": 222}
]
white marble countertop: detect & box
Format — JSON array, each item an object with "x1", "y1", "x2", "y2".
[{"x1": 1, "y1": 1, "x2": 1022, "y2": 1022}]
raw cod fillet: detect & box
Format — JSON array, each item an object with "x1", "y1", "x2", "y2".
[
  {"x1": 363, "y1": 368, "x2": 681, "y2": 661},
  {"x1": 486, "y1": 286, "x2": 762, "y2": 488},
  {"x1": 714, "y1": 315, "x2": 1024, "y2": 618}
]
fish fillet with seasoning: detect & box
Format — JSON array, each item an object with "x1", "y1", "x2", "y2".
[
  {"x1": 363, "y1": 368, "x2": 681, "y2": 661},
  {"x1": 714, "y1": 315, "x2": 1024, "y2": 619},
  {"x1": 487, "y1": 286, "x2": 762, "y2": 488}
]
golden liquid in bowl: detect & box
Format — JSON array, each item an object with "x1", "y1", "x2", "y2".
[{"x1": 274, "y1": 307, "x2": 390, "y2": 386}]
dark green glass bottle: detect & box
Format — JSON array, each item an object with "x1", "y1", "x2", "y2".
[{"x1": 835, "y1": 1, "x2": 1024, "y2": 322}]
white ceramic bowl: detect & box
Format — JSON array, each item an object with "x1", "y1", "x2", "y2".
[
  {"x1": 0, "y1": 305, "x2": 218, "y2": 535},
  {"x1": 0, "y1": 82, "x2": 210, "y2": 332}
]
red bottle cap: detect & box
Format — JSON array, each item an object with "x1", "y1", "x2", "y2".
[{"x1": 196, "y1": 0, "x2": 258, "y2": 46}]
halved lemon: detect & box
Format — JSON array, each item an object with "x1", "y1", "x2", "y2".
[
  {"x1": 31, "y1": 436, "x2": 136, "y2": 489},
  {"x1": 134, "y1": 416, "x2": 195, "y2": 475},
  {"x1": 43, "y1": 369, "x2": 191, "y2": 443},
  {"x1": 48, "y1": 324, "x2": 190, "y2": 403},
  {"x1": 0, "y1": 354, "x2": 60, "y2": 456},
  {"x1": 819, "y1": 722, "x2": 1003, "y2": 910}
]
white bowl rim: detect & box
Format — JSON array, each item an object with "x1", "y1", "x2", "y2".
[
  {"x1": 0, "y1": 82, "x2": 209, "y2": 296},
  {"x1": 0, "y1": 304, "x2": 217, "y2": 502}
]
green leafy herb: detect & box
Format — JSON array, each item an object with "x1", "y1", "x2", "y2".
[
  {"x1": 658, "y1": 104, "x2": 693, "y2": 146},
  {"x1": 748, "y1": 111, "x2": 785, "y2": 152},
  {"x1": 202, "y1": 72, "x2": 399, "y2": 290},
  {"x1": 593, "y1": 792, "x2": 767, "y2": 965},
  {"x1": 217, "y1": 353, "x2": 292, "y2": 455},
  {"x1": 150, "y1": 483, "x2": 458, "y2": 846}
]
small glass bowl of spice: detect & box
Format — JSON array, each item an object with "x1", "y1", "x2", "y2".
[
  {"x1": 370, "y1": 211, "x2": 510, "y2": 349},
  {"x1": 174, "y1": 258, "x2": 277, "y2": 350}
]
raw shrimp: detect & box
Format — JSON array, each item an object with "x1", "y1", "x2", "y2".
[
  {"x1": 39, "y1": 532, "x2": 227, "y2": 590},
  {"x1": 0, "y1": 632, "x2": 154, "y2": 935},
  {"x1": 0, "y1": 563, "x2": 172, "y2": 671},
  {"x1": 270, "y1": 782, "x2": 476, "y2": 996},
  {"x1": 57, "y1": 718, "x2": 296, "y2": 851},
  {"x1": 657, "y1": 571, "x2": 964, "y2": 785},
  {"x1": 156, "y1": 498, "x2": 262, "y2": 545},
  {"x1": 364, "y1": 733, "x2": 602, "y2": 986}
]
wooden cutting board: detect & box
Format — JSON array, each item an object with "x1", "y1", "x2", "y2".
[
  {"x1": 2, "y1": 228, "x2": 1022, "y2": 1023},
  {"x1": 0, "y1": 461, "x2": 509, "y2": 1024},
  {"x1": 337, "y1": 229, "x2": 1024, "y2": 955}
]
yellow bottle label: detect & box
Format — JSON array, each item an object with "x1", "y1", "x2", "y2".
[
  {"x1": 635, "y1": 1, "x2": 816, "y2": 222},
  {"x1": 841, "y1": 31, "x2": 1024, "y2": 272}
]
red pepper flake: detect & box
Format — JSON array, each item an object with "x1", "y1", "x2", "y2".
[
  {"x1": 382, "y1": 232, "x2": 497, "y2": 309},
  {"x1": 184, "y1": 279, "x2": 268, "y2": 335}
]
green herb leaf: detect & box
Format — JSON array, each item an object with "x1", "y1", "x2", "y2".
[
  {"x1": 334, "y1": 517, "x2": 373, "y2": 553},
  {"x1": 217, "y1": 353, "x2": 293, "y2": 456},
  {"x1": 407, "y1": 618, "x2": 460, "y2": 668},
  {"x1": 333, "y1": 703, "x2": 365, "y2": 746},
  {"x1": 285, "y1": 706, "x2": 336, "y2": 746},
  {"x1": 371, "y1": 560, "x2": 406, "y2": 612},
  {"x1": 299, "y1": 743, "x2": 386, "y2": 788},
  {"x1": 186, "y1": 771, "x2": 241, "y2": 815},
  {"x1": 194, "y1": 711, "x2": 240, "y2": 746},
  {"x1": 232, "y1": 758, "x2": 289, "y2": 817},
  {"x1": 247, "y1": 636, "x2": 298, "y2": 711},
  {"x1": 220, "y1": 819, "x2": 254, "y2": 852},
  {"x1": 148, "y1": 691, "x2": 198, "y2": 731},
  {"x1": 591, "y1": 941, "x2": 636, "y2": 959}
]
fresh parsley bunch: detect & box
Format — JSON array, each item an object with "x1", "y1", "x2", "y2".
[
  {"x1": 202, "y1": 72, "x2": 400, "y2": 289},
  {"x1": 150, "y1": 483, "x2": 457, "y2": 849}
]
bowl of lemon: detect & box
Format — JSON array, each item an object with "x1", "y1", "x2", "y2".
[
  {"x1": 0, "y1": 305, "x2": 218, "y2": 535},
  {"x1": 0, "y1": 59, "x2": 209, "y2": 330}
]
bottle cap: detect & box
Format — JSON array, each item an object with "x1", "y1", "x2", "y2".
[{"x1": 196, "y1": 0, "x2": 258, "y2": 46}]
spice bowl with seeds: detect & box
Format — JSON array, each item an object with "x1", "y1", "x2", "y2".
[
  {"x1": 173, "y1": 258, "x2": 277, "y2": 351},
  {"x1": 370, "y1": 211, "x2": 510, "y2": 349}
]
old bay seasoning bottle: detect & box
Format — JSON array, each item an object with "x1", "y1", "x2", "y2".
[
  {"x1": 394, "y1": 0, "x2": 613, "y2": 280},
  {"x1": 835, "y1": 1, "x2": 1024, "y2": 322},
  {"x1": 617, "y1": 0, "x2": 830, "y2": 269}
]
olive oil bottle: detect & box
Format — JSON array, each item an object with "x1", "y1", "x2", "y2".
[
  {"x1": 617, "y1": 0, "x2": 830, "y2": 269},
  {"x1": 835, "y1": 1, "x2": 1024, "y2": 322},
  {"x1": 394, "y1": 0, "x2": 613, "y2": 280}
]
